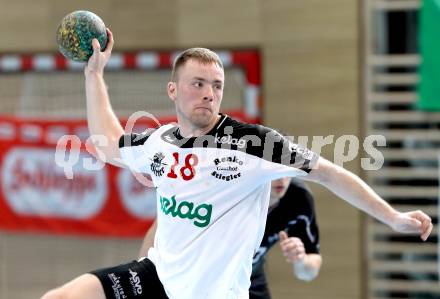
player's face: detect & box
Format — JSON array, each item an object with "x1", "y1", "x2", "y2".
[
  {"x1": 271, "y1": 177, "x2": 291, "y2": 199},
  {"x1": 168, "y1": 59, "x2": 224, "y2": 129}
]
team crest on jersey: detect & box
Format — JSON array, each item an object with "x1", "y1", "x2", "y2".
[
  {"x1": 211, "y1": 156, "x2": 243, "y2": 182},
  {"x1": 150, "y1": 152, "x2": 167, "y2": 177}
]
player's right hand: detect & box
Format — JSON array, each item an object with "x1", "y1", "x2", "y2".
[
  {"x1": 278, "y1": 231, "x2": 306, "y2": 263},
  {"x1": 85, "y1": 28, "x2": 114, "y2": 76}
]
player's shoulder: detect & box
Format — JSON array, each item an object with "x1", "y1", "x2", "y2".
[
  {"x1": 221, "y1": 116, "x2": 265, "y2": 136},
  {"x1": 118, "y1": 124, "x2": 175, "y2": 148},
  {"x1": 221, "y1": 117, "x2": 285, "y2": 143}
]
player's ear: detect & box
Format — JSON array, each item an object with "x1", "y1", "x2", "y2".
[{"x1": 167, "y1": 82, "x2": 177, "y2": 102}]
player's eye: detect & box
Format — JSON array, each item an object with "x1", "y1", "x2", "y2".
[{"x1": 193, "y1": 81, "x2": 203, "y2": 87}]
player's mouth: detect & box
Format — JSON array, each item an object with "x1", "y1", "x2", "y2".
[
  {"x1": 273, "y1": 186, "x2": 285, "y2": 193},
  {"x1": 195, "y1": 107, "x2": 212, "y2": 112}
]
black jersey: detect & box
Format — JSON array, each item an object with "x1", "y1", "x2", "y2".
[{"x1": 251, "y1": 179, "x2": 320, "y2": 278}]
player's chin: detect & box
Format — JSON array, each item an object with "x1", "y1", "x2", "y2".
[{"x1": 191, "y1": 111, "x2": 215, "y2": 127}]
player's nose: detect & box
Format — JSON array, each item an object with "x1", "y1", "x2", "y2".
[{"x1": 203, "y1": 86, "x2": 214, "y2": 102}]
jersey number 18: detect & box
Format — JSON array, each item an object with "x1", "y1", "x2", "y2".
[{"x1": 167, "y1": 153, "x2": 199, "y2": 181}]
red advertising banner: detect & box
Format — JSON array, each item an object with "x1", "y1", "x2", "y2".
[
  {"x1": 0, "y1": 112, "x2": 254, "y2": 237},
  {"x1": 0, "y1": 116, "x2": 162, "y2": 237}
]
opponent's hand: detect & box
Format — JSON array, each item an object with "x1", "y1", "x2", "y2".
[
  {"x1": 85, "y1": 28, "x2": 114, "y2": 76},
  {"x1": 389, "y1": 210, "x2": 432, "y2": 241},
  {"x1": 278, "y1": 231, "x2": 306, "y2": 263}
]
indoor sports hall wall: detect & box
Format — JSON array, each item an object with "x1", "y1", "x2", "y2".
[
  {"x1": 0, "y1": 1, "x2": 359, "y2": 298},
  {"x1": 363, "y1": 1, "x2": 439, "y2": 297}
]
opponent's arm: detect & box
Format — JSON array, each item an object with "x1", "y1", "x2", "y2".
[
  {"x1": 303, "y1": 157, "x2": 433, "y2": 240},
  {"x1": 138, "y1": 220, "x2": 157, "y2": 259},
  {"x1": 278, "y1": 232, "x2": 322, "y2": 281},
  {"x1": 84, "y1": 29, "x2": 124, "y2": 166}
]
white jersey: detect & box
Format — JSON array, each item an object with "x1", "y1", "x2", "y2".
[{"x1": 119, "y1": 114, "x2": 318, "y2": 299}]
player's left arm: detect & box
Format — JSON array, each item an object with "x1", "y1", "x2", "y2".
[
  {"x1": 286, "y1": 183, "x2": 322, "y2": 281},
  {"x1": 302, "y1": 157, "x2": 433, "y2": 240}
]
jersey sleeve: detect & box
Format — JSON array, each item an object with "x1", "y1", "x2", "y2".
[
  {"x1": 246, "y1": 126, "x2": 319, "y2": 180},
  {"x1": 285, "y1": 183, "x2": 320, "y2": 254},
  {"x1": 118, "y1": 129, "x2": 156, "y2": 173}
]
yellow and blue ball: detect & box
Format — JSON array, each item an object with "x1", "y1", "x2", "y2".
[{"x1": 56, "y1": 11, "x2": 108, "y2": 62}]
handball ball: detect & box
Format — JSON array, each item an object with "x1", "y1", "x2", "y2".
[{"x1": 56, "y1": 11, "x2": 108, "y2": 62}]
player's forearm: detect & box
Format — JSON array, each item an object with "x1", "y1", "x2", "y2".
[
  {"x1": 85, "y1": 72, "x2": 124, "y2": 162},
  {"x1": 306, "y1": 158, "x2": 398, "y2": 227},
  {"x1": 293, "y1": 254, "x2": 322, "y2": 281},
  {"x1": 85, "y1": 72, "x2": 123, "y2": 139}
]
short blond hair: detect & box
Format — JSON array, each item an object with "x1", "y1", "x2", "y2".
[{"x1": 171, "y1": 48, "x2": 223, "y2": 81}]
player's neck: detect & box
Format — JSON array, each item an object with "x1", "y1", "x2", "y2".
[
  {"x1": 269, "y1": 196, "x2": 281, "y2": 208},
  {"x1": 178, "y1": 115, "x2": 221, "y2": 137}
]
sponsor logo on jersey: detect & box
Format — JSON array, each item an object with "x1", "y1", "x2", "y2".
[
  {"x1": 108, "y1": 273, "x2": 128, "y2": 299},
  {"x1": 150, "y1": 152, "x2": 167, "y2": 177},
  {"x1": 129, "y1": 268, "x2": 142, "y2": 295},
  {"x1": 214, "y1": 133, "x2": 247, "y2": 148},
  {"x1": 159, "y1": 195, "x2": 212, "y2": 228},
  {"x1": 164, "y1": 134, "x2": 174, "y2": 142},
  {"x1": 211, "y1": 156, "x2": 243, "y2": 182}
]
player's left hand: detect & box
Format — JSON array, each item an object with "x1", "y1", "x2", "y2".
[
  {"x1": 278, "y1": 231, "x2": 306, "y2": 263},
  {"x1": 389, "y1": 210, "x2": 433, "y2": 241}
]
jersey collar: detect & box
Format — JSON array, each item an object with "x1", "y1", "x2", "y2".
[{"x1": 173, "y1": 114, "x2": 229, "y2": 139}]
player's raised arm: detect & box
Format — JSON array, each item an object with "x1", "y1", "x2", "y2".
[
  {"x1": 84, "y1": 29, "x2": 124, "y2": 166},
  {"x1": 303, "y1": 157, "x2": 433, "y2": 241}
]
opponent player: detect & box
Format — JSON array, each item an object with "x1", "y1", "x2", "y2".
[
  {"x1": 41, "y1": 29, "x2": 432, "y2": 299},
  {"x1": 250, "y1": 177, "x2": 321, "y2": 299},
  {"x1": 138, "y1": 177, "x2": 321, "y2": 299}
]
